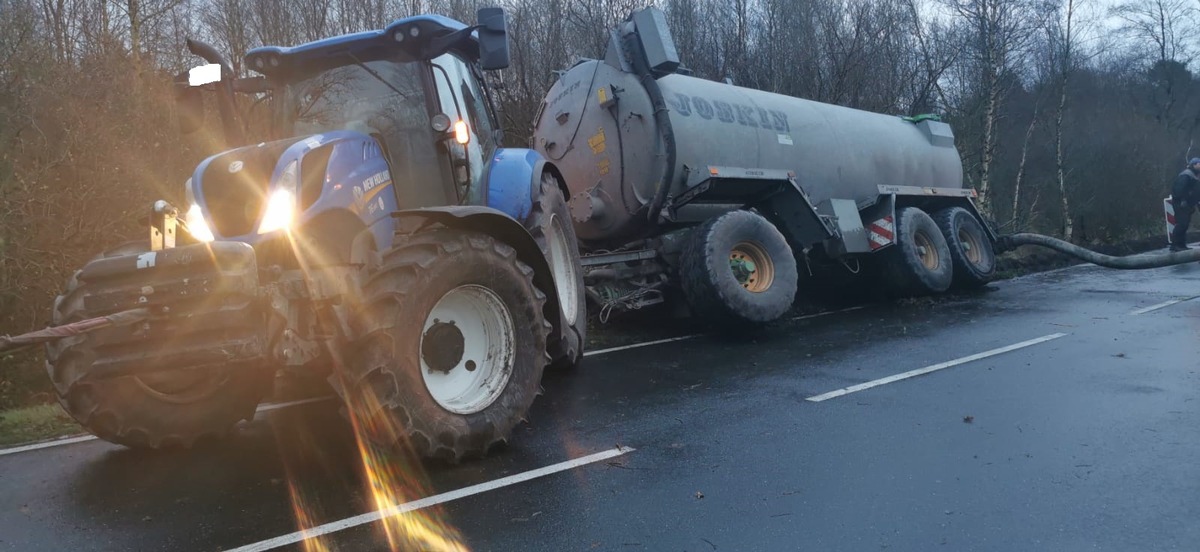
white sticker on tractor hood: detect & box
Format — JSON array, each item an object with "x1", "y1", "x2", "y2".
[
  {"x1": 777, "y1": 133, "x2": 794, "y2": 146},
  {"x1": 136, "y1": 252, "x2": 157, "y2": 269}
]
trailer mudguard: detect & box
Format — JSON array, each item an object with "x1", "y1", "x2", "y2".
[{"x1": 389, "y1": 205, "x2": 563, "y2": 347}]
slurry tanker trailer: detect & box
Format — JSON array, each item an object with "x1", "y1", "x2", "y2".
[{"x1": 534, "y1": 7, "x2": 996, "y2": 326}]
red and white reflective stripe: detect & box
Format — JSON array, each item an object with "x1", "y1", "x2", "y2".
[
  {"x1": 868, "y1": 216, "x2": 895, "y2": 250},
  {"x1": 1165, "y1": 197, "x2": 1176, "y2": 239}
]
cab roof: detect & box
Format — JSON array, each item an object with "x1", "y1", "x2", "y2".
[{"x1": 245, "y1": 15, "x2": 477, "y2": 77}]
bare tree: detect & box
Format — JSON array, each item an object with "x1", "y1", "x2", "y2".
[
  {"x1": 202, "y1": 0, "x2": 254, "y2": 75},
  {"x1": 1047, "y1": 0, "x2": 1093, "y2": 240},
  {"x1": 1110, "y1": 0, "x2": 1199, "y2": 65},
  {"x1": 110, "y1": 0, "x2": 185, "y2": 66},
  {"x1": 904, "y1": 0, "x2": 958, "y2": 114},
  {"x1": 939, "y1": 0, "x2": 1052, "y2": 216}
]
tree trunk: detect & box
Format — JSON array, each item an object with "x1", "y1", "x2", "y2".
[
  {"x1": 1057, "y1": 0, "x2": 1075, "y2": 241},
  {"x1": 1012, "y1": 111, "x2": 1039, "y2": 231},
  {"x1": 1056, "y1": 83, "x2": 1072, "y2": 240},
  {"x1": 978, "y1": 70, "x2": 999, "y2": 216},
  {"x1": 128, "y1": 0, "x2": 140, "y2": 67}
]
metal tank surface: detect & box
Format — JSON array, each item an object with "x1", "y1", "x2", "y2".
[{"x1": 532, "y1": 24, "x2": 962, "y2": 247}]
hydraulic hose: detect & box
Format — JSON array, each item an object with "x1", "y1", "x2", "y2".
[
  {"x1": 996, "y1": 233, "x2": 1200, "y2": 269},
  {"x1": 620, "y1": 30, "x2": 677, "y2": 223}
]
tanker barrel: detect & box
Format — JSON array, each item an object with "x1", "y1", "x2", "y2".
[{"x1": 533, "y1": 6, "x2": 964, "y2": 247}]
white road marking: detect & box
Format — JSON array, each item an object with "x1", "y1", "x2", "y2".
[
  {"x1": 227, "y1": 446, "x2": 635, "y2": 552},
  {"x1": 0, "y1": 435, "x2": 98, "y2": 457},
  {"x1": 0, "y1": 397, "x2": 338, "y2": 457},
  {"x1": 255, "y1": 396, "x2": 336, "y2": 412},
  {"x1": 805, "y1": 333, "x2": 1069, "y2": 402},
  {"x1": 583, "y1": 306, "x2": 866, "y2": 357},
  {"x1": 1129, "y1": 296, "x2": 1200, "y2": 316},
  {"x1": 583, "y1": 335, "x2": 701, "y2": 356},
  {"x1": 793, "y1": 306, "x2": 865, "y2": 321}
]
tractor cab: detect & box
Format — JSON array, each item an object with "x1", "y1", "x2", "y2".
[{"x1": 174, "y1": 9, "x2": 510, "y2": 242}]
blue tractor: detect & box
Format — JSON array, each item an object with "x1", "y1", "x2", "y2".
[{"x1": 44, "y1": 8, "x2": 586, "y2": 461}]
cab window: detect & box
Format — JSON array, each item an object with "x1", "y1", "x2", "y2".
[{"x1": 431, "y1": 54, "x2": 495, "y2": 203}]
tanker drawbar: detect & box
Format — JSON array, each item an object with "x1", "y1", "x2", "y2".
[{"x1": 534, "y1": 6, "x2": 998, "y2": 328}]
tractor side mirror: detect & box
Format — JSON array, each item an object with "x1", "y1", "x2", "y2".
[
  {"x1": 174, "y1": 74, "x2": 205, "y2": 135},
  {"x1": 476, "y1": 7, "x2": 509, "y2": 70}
]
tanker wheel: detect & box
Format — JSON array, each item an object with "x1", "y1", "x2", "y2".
[
  {"x1": 45, "y1": 241, "x2": 273, "y2": 449},
  {"x1": 344, "y1": 227, "x2": 548, "y2": 461},
  {"x1": 525, "y1": 172, "x2": 586, "y2": 370},
  {"x1": 882, "y1": 207, "x2": 953, "y2": 296},
  {"x1": 934, "y1": 206, "x2": 996, "y2": 289},
  {"x1": 680, "y1": 210, "x2": 798, "y2": 327}
]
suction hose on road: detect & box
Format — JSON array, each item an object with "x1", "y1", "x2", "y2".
[{"x1": 996, "y1": 233, "x2": 1200, "y2": 269}]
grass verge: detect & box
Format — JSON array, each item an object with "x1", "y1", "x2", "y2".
[{"x1": 0, "y1": 404, "x2": 82, "y2": 448}]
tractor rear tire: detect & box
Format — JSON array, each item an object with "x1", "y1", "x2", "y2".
[
  {"x1": 526, "y1": 172, "x2": 586, "y2": 370},
  {"x1": 934, "y1": 206, "x2": 996, "y2": 289},
  {"x1": 882, "y1": 207, "x2": 954, "y2": 296},
  {"x1": 344, "y1": 227, "x2": 549, "y2": 461},
  {"x1": 44, "y1": 241, "x2": 273, "y2": 449},
  {"x1": 680, "y1": 210, "x2": 798, "y2": 327}
]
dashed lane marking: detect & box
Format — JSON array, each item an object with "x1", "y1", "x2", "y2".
[
  {"x1": 582, "y1": 306, "x2": 866, "y2": 357},
  {"x1": 255, "y1": 396, "x2": 336, "y2": 412},
  {"x1": 793, "y1": 306, "x2": 865, "y2": 321},
  {"x1": 0, "y1": 397, "x2": 338, "y2": 457},
  {"x1": 805, "y1": 333, "x2": 1069, "y2": 402},
  {"x1": 0, "y1": 435, "x2": 99, "y2": 457},
  {"x1": 225, "y1": 446, "x2": 636, "y2": 552},
  {"x1": 583, "y1": 335, "x2": 702, "y2": 356},
  {"x1": 1129, "y1": 296, "x2": 1200, "y2": 316}
]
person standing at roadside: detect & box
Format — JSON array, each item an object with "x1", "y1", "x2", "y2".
[{"x1": 1170, "y1": 158, "x2": 1200, "y2": 251}]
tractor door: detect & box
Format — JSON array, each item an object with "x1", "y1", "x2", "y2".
[{"x1": 429, "y1": 53, "x2": 498, "y2": 206}]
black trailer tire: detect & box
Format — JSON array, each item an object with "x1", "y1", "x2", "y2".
[
  {"x1": 934, "y1": 206, "x2": 996, "y2": 288},
  {"x1": 525, "y1": 172, "x2": 586, "y2": 370},
  {"x1": 680, "y1": 210, "x2": 798, "y2": 326},
  {"x1": 44, "y1": 242, "x2": 273, "y2": 449},
  {"x1": 345, "y1": 227, "x2": 549, "y2": 461},
  {"x1": 882, "y1": 207, "x2": 954, "y2": 296}
]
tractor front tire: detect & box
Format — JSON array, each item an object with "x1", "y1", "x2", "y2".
[
  {"x1": 526, "y1": 172, "x2": 587, "y2": 370},
  {"x1": 345, "y1": 227, "x2": 549, "y2": 461},
  {"x1": 680, "y1": 210, "x2": 798, "y2": 327},
  {"x1": 45, "y1": 242, "x2": 273, "y2": 449}
]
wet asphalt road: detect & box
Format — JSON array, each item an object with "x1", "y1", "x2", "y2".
[{"x1": 2, "y1": 261, "x2": 1200, "y2": 552}]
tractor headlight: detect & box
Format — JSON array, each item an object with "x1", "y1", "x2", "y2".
[
  {"x1": 257, "y1": 160, "x2": 298, "y2": 234},
  {"x1": 185, "y1": 203, "x2": 215, "y2": 242}
]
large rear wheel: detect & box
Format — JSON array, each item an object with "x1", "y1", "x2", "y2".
[
  {"x1": 934, "y1": 206, "x2": 996, "y2": 289},
  {"x1": 345, "y1": 227, "x2": 548, "y2": 461},
  {"x1": 680, "y1": 210, "x2": 798, "y2": 327},
  {"x1": 881, "y1": 207, "x2": 953, "y2": 296},
  {"x1": 45, "y1": 242, "x2": 272, "y2": 449}
]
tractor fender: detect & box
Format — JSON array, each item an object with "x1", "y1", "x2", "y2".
[
  {"x1": 389, "y1": 206, "x2": 564, "y2": 347},
  {"x1": 483, "y1": 148, "x2": 568, "y2": 221}
]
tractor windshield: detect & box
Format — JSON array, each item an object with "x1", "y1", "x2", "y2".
[{"x1": 276, "y1": 59, "x2": 431, "y2": 142}]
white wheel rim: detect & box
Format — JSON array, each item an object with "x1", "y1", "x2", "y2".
[
  {"x1": 547, "y1": 213, "x2": 580, "y2": 325},
  {"x1": 419, "y1": 285, "x2": 515, "y2": 414}
]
